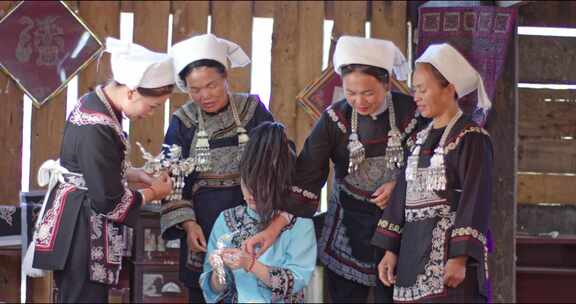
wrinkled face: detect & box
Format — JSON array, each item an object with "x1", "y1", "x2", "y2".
[
  {"x1": 185, "y1": 67, "x2": 229, "y2": 113},
  {"x1": 412, "y1": 63, "x2": 456, "y2": 119},
  {"x1": 123, "y1": 90, "x2": 169, "y2": 119},
  {"x1": 240, "y1": 179, "x2": 256, "y2": 209},
  {"x1": 342, "y1": 71, "x2": 388, "y2": 116}
]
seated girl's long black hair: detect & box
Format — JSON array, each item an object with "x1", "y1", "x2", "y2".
[{"x1": 239, "y1": 121, "x2": 295, "y2": 228}]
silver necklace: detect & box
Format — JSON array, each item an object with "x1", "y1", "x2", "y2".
[
  {"x1": 194, "y1": 93, "x2": 249, "y2": 172},
  {"x1": 347, "y1": 92, "x2": 406, "y2": 173},
  {"x1": 405, "y1": 110, "x2": 463, "y2": 192}
]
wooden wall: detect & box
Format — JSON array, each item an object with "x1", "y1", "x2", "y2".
[
  {"x1": 0, "y1": 0, "x2": 408, "y2": 194},
  {"x1": 0, "y1": 1, "x2": 407, "y2": 302},
  {"x1": 517, "y1": 1, "x2": 576, "y2": 206}
]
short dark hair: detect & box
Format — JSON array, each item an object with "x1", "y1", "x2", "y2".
[
  {"x1": 340, "y1": 64, "x2": 390, "y2": 85},
  {"x1": 178, "y1": 59, "x2": 227, "y2": 86},
  {"x1": 239, "y1": 122, "x2": 295, "y2": 228}
]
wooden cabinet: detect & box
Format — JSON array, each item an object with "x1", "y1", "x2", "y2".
[
  {"x1": 516, "y1": 235, "x2": 576, "y2": 303},
  {"x1": 129, "y1": 208, "x2": 187, "y2": 303}
]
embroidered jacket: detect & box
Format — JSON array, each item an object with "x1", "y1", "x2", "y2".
[
  {"x1": 282, "y1": 92, "x2": 427, "y2": 286},
  {"x1": 200, "y1": 205, "x2": 317, "y2": 303},
  {"x1": 372, "y1": 115, "x2": 493, "y2": 301},
  {"x1": 160, "y1": 93, "x2": 274, "y2": 287},
  {"x1": 33, "y1": 91, "x2": 142, "y2": 284}
]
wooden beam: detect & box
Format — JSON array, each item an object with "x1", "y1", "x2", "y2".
[
  {"x1": 0, "y1": 0, "x2": 22, "y2": 204},
  {"x1": 371, "y1": 1, "x2": 408, "y2": 54},
  {"x1": 211, "y1": 1, "x2": 253, "y2": 93},
  {"x1": 519, "y1": 138, "x2": 576, "y2": 174},
  {"x1": 518, "y1": 173, "x2": 576, "y2": 205},
  {"x1": 254, "y1": 0, "x2": 275, "y2": 18},
  {"x1": 519, "y1": 1, "x2": 576, "y2": 27},
  {"x1": 270, "y1": 1, "x2": 299, "y2": 141},
  {"x1": 518, "y1": 35, "x2": 576, "y2": 84},
  {"x1": 296, "y1": 1, "x2": 324, "y2": 152},
  {"x1": 485, "y1": 26, "x2": 517, "y2": 303},
  {"x1": 120, "y1": 0, "x2": 133, "y2": 12},
  {"x1": 77, "y1": 1, "x2": 120, "y2": 94},
  {"x1": 129, "y1": 1, "x2": 170, "y2": 166},
  {"x1": 519, "y1": 88, "x2": 576, "y2": 137},
  {"x1": 169, "y1": 1, "x2": 209, "y2": 115},
  {"x1": 332, "y1": 1, "x2": 367, "y2": 37}
]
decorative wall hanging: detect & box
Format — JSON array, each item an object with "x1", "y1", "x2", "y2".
[
  {"x1": 417, "y1": 6, "x2": 517, "y2": 126},
  {"x1": 0, "y1": 1, "x2": 103, "y2": 107}
]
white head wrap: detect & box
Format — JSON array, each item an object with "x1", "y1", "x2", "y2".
[
  {"x1": 333, "y1": 36, "x2": 410, "y2": 81},
  {"x1": 105, "y1": 37, "x2": 174, "y2": 89},
  {"x1": 169, "y1": 33, "x2": 251, "y2": 91},
  {"x1": 415, "y1": 43, "x2": 491, "y2": 110}
]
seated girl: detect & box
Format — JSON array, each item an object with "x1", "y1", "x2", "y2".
[{"x1": 199, "y1": 122, "x2": 317, "y2": 303}]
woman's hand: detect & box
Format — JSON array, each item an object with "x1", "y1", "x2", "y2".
[
  {"x1": 220, "y1": 248, "x2": 254, "y2": 271},
  {"x1": 370, "y1": 180, "x2": 397, "y2": 209},
  {"x1": 378, "y1": 251, "x2": 398, "y2": 287},
  {"x1": 149, "y1": 172, "x2": 172, "y2": 200},
  {"x1": 242, "y1": 214, "x2": 288, "y2": 257},
  {"x1": 444, "y1": 256, "x2": 468, "y2": 288},
  {"x1": 182, "y1": 220, "x2": 207, "y2": 252},
  {"x1": 127, "y1": 167, "x2": 155, "y2": 186}
]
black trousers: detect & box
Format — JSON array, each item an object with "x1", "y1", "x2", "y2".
[
  {"x1": 188, "y1": 286, "x2": 206, "y2": 303},
  {"x1": 326, "y1": 268, "x2": 393, "y2": 303},
  {"x1": 53, "y1": 206, "x2": 108, "y2": 303}
]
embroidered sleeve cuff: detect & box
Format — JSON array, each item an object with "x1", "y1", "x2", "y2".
[
  {"x1": 108, "y1": 188, "x2": 142, "y2": 227},
  {"x1": 200, "y1": 270, "x2": 236, "y2": 303},
  {"x1": 268, "y1": 267, "x2": 296, "y2": 301},
  {"x1": 160, "y1": 199, "x2": 195, "y2": 240},
  {"x1": 283, "y1": 186, "x2": 319, "y2": 218},
  {"x1": 448, "y1": 227, "x2": 487, "y2": 263},
  {"x1": 371, "y1": 219, "x2": 402, "y2": 254}
]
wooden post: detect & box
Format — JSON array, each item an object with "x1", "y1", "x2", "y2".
[
  {"x1": 211, "y1": 1, "x2": 253, "y2": 93},
  {"x1": 486, "y1": 27, "x2": 517, "y2": 303},
  {"x1": 270, "y1": 1, "x2": 298, "y2": 141},
  {"x1": 0, "y1": 1, "x2": 22, "y2": 204},
  {"x1": 77, "y1": 1, "x2": 121, "y2": 94},
  {"x1": 333, "y1": 1, "x2": 367, "y2": 37},
  {"x1": 129, "y1": 1, "x2": 170, "y2": 166},
  {"x1": 169, "y1": 1, "x2": 209, "y2": 114},
  {"x1": 295, "y1": 1, "x2": 324, "y2": 151},
  {"x1": 371, "y1": 1, "x2": 408, "y2": 54}
]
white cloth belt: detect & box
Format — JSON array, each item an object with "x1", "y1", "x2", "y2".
[{"x1": 24, "y1": 159, "x2": 86, "y2": 278}]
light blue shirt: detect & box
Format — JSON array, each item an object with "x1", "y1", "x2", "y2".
[{"x1": 200, "y1": 205, "x2": 317, "y2": 303}]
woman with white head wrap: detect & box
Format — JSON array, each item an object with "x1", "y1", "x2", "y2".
[
  {"x1": 244, "y1": 35, "x2": 427, "y2": 303},
  {"x1": 373, "y1": 43, "x2": 493, "y2": 303},
  {"x1": 160, "y1": 33, "x2": 279, "y2": 303},
  {"x1": 30, "y1": 37, "x2": 175, "y2": 303}
]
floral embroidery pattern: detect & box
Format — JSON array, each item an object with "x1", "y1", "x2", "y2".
[
  {"x1": 290, "y1": 186, "x2": 318, "y2": 202},
  {"x1": 405, "y1": 204, "x2": 451, "y2": 223},
  {"x1": 394, "y1": 212, "x2": 456, "y2": 302},
  {"x1": 35, "y1": 183, "x2": 76, "y2": 251},
  {"x1": 89, "y1": 214, "x2": 122, "y2": 285},
  {"x1": 451, "y1": 226, "x2": 489, "y2": 279},
  {"x1": 268, "y1": 267, "x2": 299, "y2": 302},
  {"x1": 377, "y1": 219, "x2": 402, "y2": 234},
  {"x1": 444, "y1": 126, "x2": 490, "y2": 153},
  {"x1": 106, "y1": 186, "x2": 134, "y2": 223},
  {"x1": 327, "y1": 108, "x2": 347, "y2": 133},
  {"x1": 0, "y1": 206, "x2": 16, "y2": 226}
]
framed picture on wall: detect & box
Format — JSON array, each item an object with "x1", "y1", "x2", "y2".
[{"x1": 0, "y1": 1, "x2": 103, "y2": 107}]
